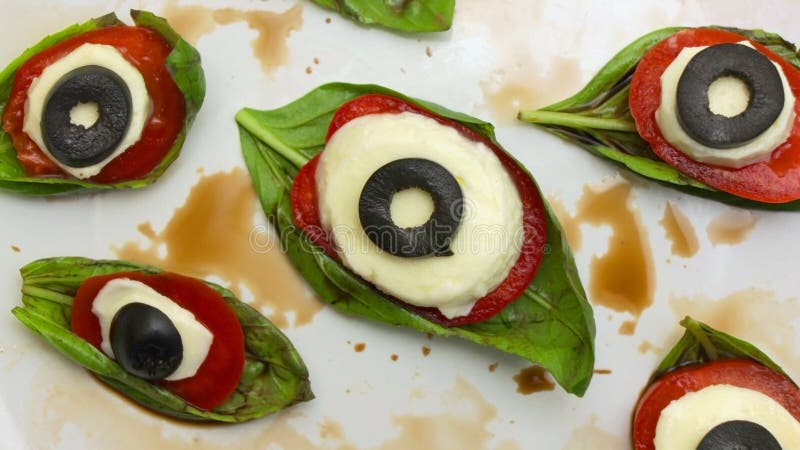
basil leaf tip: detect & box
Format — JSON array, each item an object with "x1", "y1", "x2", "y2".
[
  {"x1": 311, "y1": 0, "x2": 455, "y2": 33},
  {"x1": 652, "y1": 316, "x2": 793, "y2": 384}
]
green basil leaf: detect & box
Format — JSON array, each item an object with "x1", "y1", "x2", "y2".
[
  {"x1": 237, "y1": 83, "x2": 595, "y2": 396},
  {"x1": 14, "y1": 257, "x2": 312, "y2": 422},
  {"x1": 519, "y1": 26, "x2": 800, "y2": 210},
  {"x1": 311, "y1": 0, "x2": 454, "y2": 32},
  {"x1": 652, "y1": 316, "x2": 792, "y2": 383},
  {"x1": 0, "y1": 10, "x2": 205, "y2": 196}
]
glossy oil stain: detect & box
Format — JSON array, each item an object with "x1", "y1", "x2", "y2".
[
  {"x1": 552, "y1": 181, "x2": 655, "y2": 332},
  {"x1": 670, "y1": 288, "x2": 800, "y2": 377},
  {"x1": 512, "y1": 365, "x2": 555, "y2": 395},
  {"x1": 114, "y1": 169, "x2": 321, "y2": 328},
  {"x1": 659, "y1": 202, "x2": 699, "y2": 257},
  {"x1": 706, "y1": 209, "x2": 756, "y2": 246},
  {"x1": 27, "y1": 365, "x2": 520, "y2": 450},
  {"x1": 161, "y1": 0, "x2": 304, "y2": 74}
]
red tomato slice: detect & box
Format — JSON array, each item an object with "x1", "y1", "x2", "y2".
[
  {"x1": 629, "y1": 28, "x2": 800, "y2": 203},
  {"x1": 2, "y1": 25, "x2": 185, "y2": 183},
  {"x1": 290, "y1": 94, "x2": 547, "y2": 327},
  {"x1": 633, "y1": 359, "x2": 800, "y2": 450},
  {"x1": 71, "y1": 271, "x2": 244, "y2": 411}
]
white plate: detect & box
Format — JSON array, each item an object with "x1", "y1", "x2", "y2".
[{"x1": 2, "y1": 1, "x2": 800, "y2": 449}]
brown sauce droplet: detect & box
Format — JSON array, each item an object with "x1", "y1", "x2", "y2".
[
  {"x1": 551, "y1": 181, "x2": 655, "y2": 333},
  {"x1": 425, "y1": 46, "x2": 432, "y2": 57},
  {"x1": 354, "y1": 342, "x2": 366, "y2": 352},
  {"x1": 488, "y1": 362, "x2": 499, "y2": 372},
  {"x1": 638, "y1": 340, "x2": 660, "y2": 355},
  {"x1": 659, "y1": 202, "x2": 699, "y2": 257},
  {"x1": 593, "y1": 369, "x2": 612, "y2": 375},
  {"x1": 671, "y1": 288, "x2": 800, "y2": 376},
  {"x1": 313, "y1": 57, "x2": 320, "y2": 65},
  {"x1": 391, "y1": 354, "x2": 398, "y2": 361},
  {"x1": 706, "y1": 209, "x2": 756, "y2": 246},
  {"x1": 113, "y1": 169, "x2": 322, "y2": 329},
  {"x1": 305, "y1": 66, "x2": 312, "y2": 74},
  {"x1": 10, "y1": 245, "x2": 20, "y2": 253},
  {"x1": 421, "y1": 346, "x2": 431, "y2": 357},
  {"x1": 325, "y1": 17, "x2": 332, "y2": 24},
  {"x1": 618, "y1": 320, "x2": 636, "y2": 336},
  {"x1": 161, "y1": 1, "x2": 303, "y2": 74},
  {"x1": 512, "y1": 366, "x2": 555, "y2": 395}
]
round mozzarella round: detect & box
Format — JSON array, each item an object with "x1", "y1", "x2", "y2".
[
  {"x1": 655, "y1": 42, "x2": 796, "y2": 168},
  {"x1": 23, "y1": 43, "x2": 152, "y2": 179},
  {"x1": 316, "y1": 112, "x2": 524, "y2": 319},
  {"x1": 91, "y1": 278, "x2": 213, "y2": 381},
  {"x1": 654, "y1": 384, "x2": 800, "y2": 449}
]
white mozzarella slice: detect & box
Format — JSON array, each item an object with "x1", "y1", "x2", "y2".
[
  {"x1": 23, "y1": 43, "x2": 152, "y2": 179},
  {"x1": 316, "y1": 112, "x2": 524, "y2": 319},
  {"x1": 91, "y1": 278, "x2": 213, "y2": 381},
  {"x1": 655, "y1": 41, "x2": 796, "y2": 169},
  {"x1": 654, "y1": 384, "x2": 800, "y2": 449}
]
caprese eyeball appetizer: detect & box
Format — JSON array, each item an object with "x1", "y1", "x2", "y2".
[
  {"x1": 0, "y1": 10, "x2": 204, "y2": 195},
  {"x1": 237, "y1": 84, "x2": 595, "y2": 396},
  {"x1": 633, "y1": 317, "x2": 800, "y2": 449},
  {"x1": 521, "y1": 27, "x2": 800, "y2": 209},
  {"x1": 13, "y1": 257, "x2": 312, "y2": 422}
]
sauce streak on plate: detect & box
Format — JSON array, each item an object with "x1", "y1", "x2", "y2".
[
  {"x1": 161, "y1": 0, "x2": 303, "y2": 74},
  {"x1": 551, "y1": 180, "x2": 655, "y2": 334},
  {"x1": 706, "y1": 209, "x2": 757, "y2": 246},
  {"x1": 114, "y1": 168, "x2": 321, "y2": 328},
  {"x1": 660, "y1": 202, "x2": 699, "y2": 257}
]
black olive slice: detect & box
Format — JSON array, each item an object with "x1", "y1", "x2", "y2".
[
  {"x1": 697, "y1": 420, "x2": 782, "y2": 450},
  {"x1": 676, "y1": 43, "x2": 785, "y2": 149},
  {"x1": 41, "y1": 65, "x2": 132, "y2": 168},
  {"x1": 359, "y1": 158, "x2": 463, "y2": 258},
  {"x1": 110, "y1": 302, "x2": 183, "y2": 380}
]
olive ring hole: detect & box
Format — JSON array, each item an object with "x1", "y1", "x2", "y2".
[{"x1": 359, "y1": 158, "x2": 464, "y2": 258}]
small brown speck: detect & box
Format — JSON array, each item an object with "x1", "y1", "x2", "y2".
[
  {"x1": 305, "y1": 66, "x2": 312, "y2": 75},
  {"x1": 313, "y1": 57, "x2": 320, "y2": 65},
  {"x1": 354, "y1": 342, "x2": 366, "y2": 352},
  {"x1": 325, "y1": 17, "x2": 331, "y2": 23},
  {"x1": 10, "y1": 245, "x2": 20, "y2": 253},
  {"x1": 195, "y1": 167, "x2": 204, "y2": 174},
  {"x1": 425, "y1": 46, "x2": 432, "y2": 57},
  {"x1": 509, "y1": 420, "x2": 516, "y2": 424},
  {"x1": 488, "y1": 362, "x2": 499, "y2": 372},
  {"x1": 391, "y1": 354, "x2": 398, "y2": 361},
  {"x1": 400, "y1": 67, "x2": 406, "y2": 74},
  {"x1": 426, "y1": 333, "x2": 433, "y2": 340},
  {"x1": 421, "y1": 346, "x2": 431, "y2": 356},
  {"x1": 345, "y1": 388, "x2": 351, "y2": 394},
  {"x1": 594, "y1": 369, "x2": 612, "y2": 375}
]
